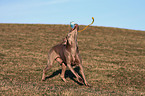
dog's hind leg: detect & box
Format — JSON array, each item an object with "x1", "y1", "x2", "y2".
[
  {"x1": 42, "y1": 62, "x2": 52, "y2": 81},
  {"x1": 42, "y1": 49, "x2": 58, "y2": 81}
]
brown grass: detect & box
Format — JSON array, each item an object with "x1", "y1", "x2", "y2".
[{"x1": 0, "y1": 24, "x2": 145, "y2": 95}]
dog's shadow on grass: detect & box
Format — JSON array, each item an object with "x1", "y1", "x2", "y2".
[{"x1": 45, "y1": 66, "x2": 83, "y2": 86}]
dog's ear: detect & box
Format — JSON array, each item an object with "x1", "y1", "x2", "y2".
[
  {"x1": 62, "y1": 38, "x2": 67, "y2": 45},
  {"x1": 67, "y1": 39, "x2": 72, "y2": 45}
]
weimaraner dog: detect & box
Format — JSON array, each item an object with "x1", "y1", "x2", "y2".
[{"x1": 42, "y1": 24, "x2": 90, "y2": 86}]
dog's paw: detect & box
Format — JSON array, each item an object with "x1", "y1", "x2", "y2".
[
  {"x1": 41, "y1": 76, "x2": 46, "y2": 81},
  {"x1": 77, "y1": 77, "x2": 84, "y2": 84},
  {"x1": 85, "y1": 83, "x2": 92, "y2": 87},
  {"x1": 41, "y1": 78, "x2": 45, "y2": 81},
  {"x1": 60, "y1": 76, "x2": 67, "y2": 82}
]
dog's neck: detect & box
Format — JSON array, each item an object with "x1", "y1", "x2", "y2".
[{"x1": 66, "y1": 28, "x2": 78, "y2": 48}]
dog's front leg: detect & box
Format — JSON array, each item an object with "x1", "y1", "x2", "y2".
[
  {"x1": 61, "y1": 63, "x2": 67, "y2": 82},
  {"x1": 79, "y1": 64, "x2": 91, "y2": 87},
  {"x1": 67, "y1": 63, "x2": 83, "y2": 84},
  {"x1": 65, "y1": 50, "x2": 83, "y2": 84},
  {"x1": 76, "y1": 54, "x2": 91, "y2": 86}
]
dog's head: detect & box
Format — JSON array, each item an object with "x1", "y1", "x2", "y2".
[
  {"x1": 66, "y1": 24, "x2": 79, "y2": 45},
  {"x1": 74, "y1": 24, "x2": 79, "y2": 31}
]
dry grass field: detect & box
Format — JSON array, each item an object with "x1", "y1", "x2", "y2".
[{"x1": 0, "y1": 24, "x2": 145, "y2": 95}]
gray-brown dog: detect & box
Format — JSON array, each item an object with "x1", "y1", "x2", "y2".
[{"x1": 42, "y1": 24, "x2": 90, "y2": 86}]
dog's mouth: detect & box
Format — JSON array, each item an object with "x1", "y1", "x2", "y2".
[{"x1": 74, "y1": 24, "x2": 79, "y2": 31}]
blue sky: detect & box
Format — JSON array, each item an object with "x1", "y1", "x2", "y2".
[{"x1": 0, "y1": 0, "x2": 145, "y2": 31}]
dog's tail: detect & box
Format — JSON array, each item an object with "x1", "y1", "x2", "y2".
[{"x1": 78, "y1": 17, "x2": 94, "y2": 32}]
